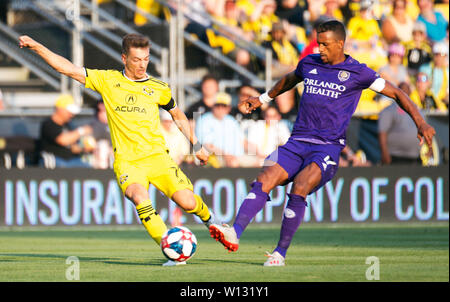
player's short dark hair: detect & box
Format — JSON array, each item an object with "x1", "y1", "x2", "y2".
[
  {"x1": 122, "y1": 33, "x2": 150, "y2": 55},
  {"x1": 317, "y1": 20, "x2": 346, "y2": 42}
]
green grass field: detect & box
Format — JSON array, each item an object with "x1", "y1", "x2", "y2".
[{"x1": 0, "y1": 223, "x2": 448, "y2": 282}]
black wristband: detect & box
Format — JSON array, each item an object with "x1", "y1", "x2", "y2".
[{"x1": 193, "y1": 142, "x2": 202, "y2": 152}]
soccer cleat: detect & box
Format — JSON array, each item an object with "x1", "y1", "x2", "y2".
[
  {"x1": 162, "y1": 260, "x2": 186, "y2": 266},
  {"x1": 203, "y1": 211, "x2": 217, "y2": 229},
  {"x1": 209, "y1": 224, "x2": 239, "y2": 252},
  {"x1": 263, "y1": 251, "x2": 285, "y2": 266}
]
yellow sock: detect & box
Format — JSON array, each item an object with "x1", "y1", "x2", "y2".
[
  {"x1": 136, "y1": 200, "x2": 167, "y2": 245},
  {"x1": 186, "y1": 194, "x2": 211, "y2": 222}
]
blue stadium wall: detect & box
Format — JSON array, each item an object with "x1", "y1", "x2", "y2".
[{"x1": 0, "y1": 166, "x2": 448, "y2": 226}]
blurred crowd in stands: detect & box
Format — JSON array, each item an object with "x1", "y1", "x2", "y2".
[
  {"x1": 0, "y1": 0, "x2": 448, "y2": 169},
  {"x1": 157, "y1": 0, "x2": 448, "y2": 168}
]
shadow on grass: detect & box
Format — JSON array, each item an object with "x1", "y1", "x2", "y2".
[
  {"x1": 0, "y1": 252, "x2": 264, "y2": 267},
  {"x1": 0, "y1": 253, "x2": 121, "y2": 262},
  {"x1": 0, "y1": 253, "x2": 190, "y2": 267}
]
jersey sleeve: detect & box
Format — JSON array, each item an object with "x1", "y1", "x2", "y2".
[
  {"x1": 355, "y1": 64, "x2": 383, "y2": 91},
  {"x1": 84, "y1": 68, "x2": 108, "y2": 94},
  {"x1": 158, "y1": 86, "x2": 177, "y2": 111}
]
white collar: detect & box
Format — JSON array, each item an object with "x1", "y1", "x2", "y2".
[{"x1": 122, "y1": 70, "x2": 149, "y2": 82}]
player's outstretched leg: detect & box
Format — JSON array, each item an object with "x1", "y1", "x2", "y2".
[
  {"x1": 126, "y1": 184, "x2": 168, "y2": 245},
  {"x1": 264, "y1": 194, "x2": 307, "y2": 266},
  {"x1": 135, "y1": 199, "x2": 168, "y2": 245},
  {"x1": 209, "y1": 181, "x2": 269, "y2": 252}
]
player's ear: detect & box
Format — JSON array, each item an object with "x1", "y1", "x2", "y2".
[{"x1": 121, "y1": 53, "x2": 127, "y2": 65}]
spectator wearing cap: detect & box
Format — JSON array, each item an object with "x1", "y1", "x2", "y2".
[
  {"x1": 417, "y1": 0, "x2": 448, "y2": 43},
  {"x1": 419, "y1": 42, "x2": 449, "y2": 108},
  {"x1": 379, "y1": 43, "x2": 410, "y2": 86},
  {"x1": 39, "y1": 94, "x2": 93, "y2": 168},
  {"x1": 410, "y1": 72, "x2": 448, "y2": 111},
  {"x1": 403, "y1": 21, "x2": 433, "y2": 79},
  {"x1": 382, "y1": 0, "x2": 415, "y2": 44},
  {"x1": 195, "y1": 92, "x2": 246, "y2": 167}
]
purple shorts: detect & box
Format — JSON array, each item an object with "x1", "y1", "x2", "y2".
[{"x1": 265, "y1": 138, "x2": 343, "y2": 193}]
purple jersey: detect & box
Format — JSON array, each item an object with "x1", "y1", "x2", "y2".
[{"x1": 292, "y1": 54, "x2": 381, "y2": 146}]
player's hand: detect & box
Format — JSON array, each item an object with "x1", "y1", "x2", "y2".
[
  {"x1": 195, "y1": 146, "x2": 209, "y2": 166},
  {"x1": 238, "y1": 96, "x2": 262, "y2": 114},
  {"x1": 19, "y1": 35, "x2": 39, "y2": 49},
  {"x1": 417, "y1": 123, "x2": 435, "y2": 148}
]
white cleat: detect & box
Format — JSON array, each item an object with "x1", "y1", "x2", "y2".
[
  {"x1": 209, "y1": 223, "x2": 239, "y2": 252},
  {"x1": 162, "y1": 260, "x2": 186, "y2": 266},
  {"x1": 263, "y1": 251, "x2": 285, "y2": 266},
  {"x1": 203, "y1": 211, "x2": 217, "y2": 229}
]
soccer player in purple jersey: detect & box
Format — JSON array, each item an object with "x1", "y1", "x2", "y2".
[{"x1": 209, "y1": 20, "x2": 436, "y2": 266}]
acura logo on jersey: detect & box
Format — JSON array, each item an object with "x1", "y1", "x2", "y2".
[
  {"x1": 126, "y1": 94, "x2": 137, "y2": 105},
  {"x1": 115, "y1": 105, "x2": 147, "y2": 114},
  {"x1": 116, "y1": 94, "x2": 146, "y2": 113}
]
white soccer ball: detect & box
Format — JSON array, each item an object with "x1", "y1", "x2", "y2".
[{"x1": 160, "y1": 226, "x2": 197, "y2": 262}]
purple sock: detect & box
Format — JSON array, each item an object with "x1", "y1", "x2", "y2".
[
  {"x1": 274, "y1": 194, "x2": 307, "y2": 258},
  {"x1": 233, "y1": 182, "x2": 270, "y2": 239}
]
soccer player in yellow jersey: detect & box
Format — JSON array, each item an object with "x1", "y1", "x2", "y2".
[{"x1": 19, "y1": 33, "x2": 216, "y2": 266}]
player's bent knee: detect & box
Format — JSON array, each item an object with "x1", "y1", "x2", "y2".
[
  {"x1": 257, "y1": 166, "x2": 288, "y2": 193},
  {"x1": 172, "y1": 190, "x2": 196, "y2": 212},
  {"x1": 125, "y1": 183, "x2": 149, "y2": 205},
  {"x1": 180, "y1": 201, "x2": 196, "y2": 212}
]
